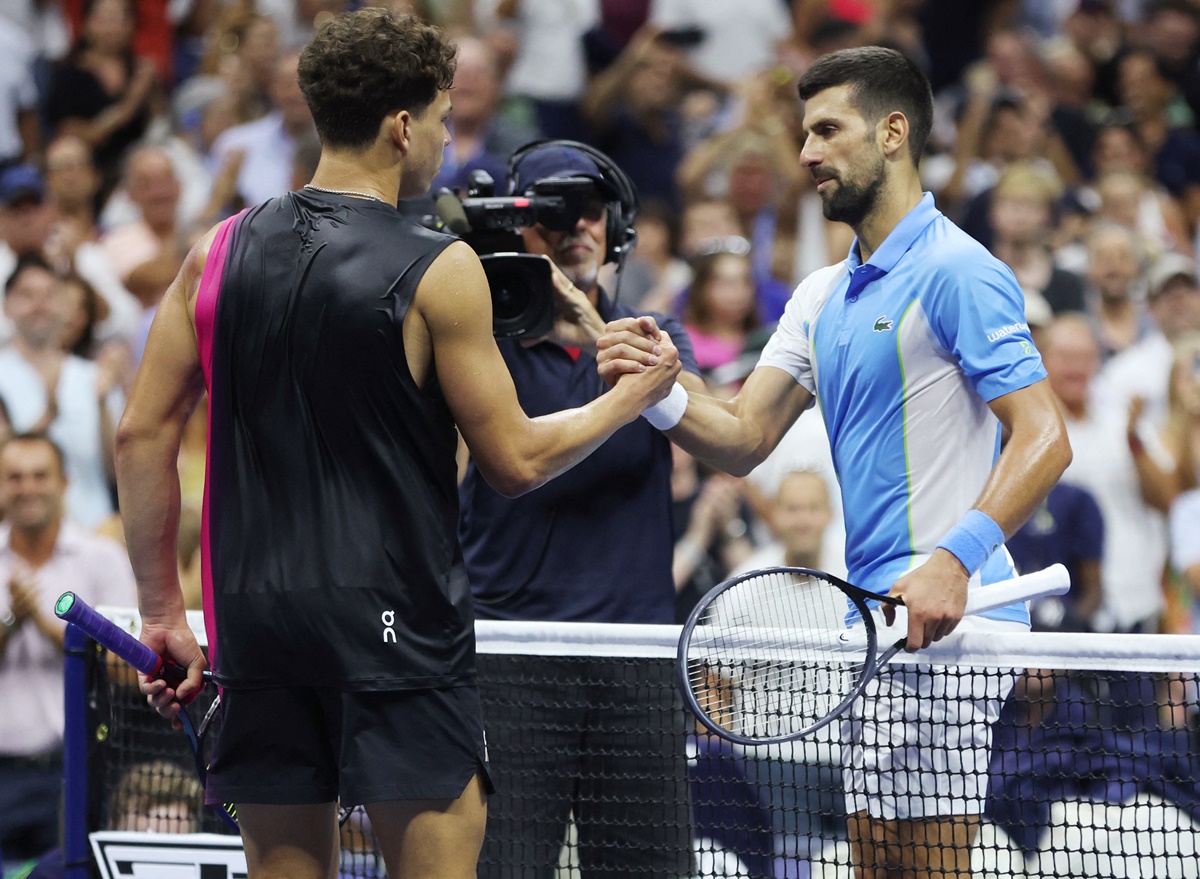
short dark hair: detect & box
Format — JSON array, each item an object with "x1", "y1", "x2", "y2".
[
  {"x1": 0, "y1": 431, "x2": 67, "y2": 477},
  {"x1": 5, "y1": 252, "x2": 55, "y2": 293},
  {"x1": 298, "y1": 9, "x2": 456, "y2": 150},
  {"x1": 797, "y1": 46, "x2": 934, "y2": 164}
]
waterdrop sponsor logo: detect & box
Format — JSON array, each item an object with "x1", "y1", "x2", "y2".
[{"x1": 987, "y1": 321, "x2": 1030, "y2": 343}]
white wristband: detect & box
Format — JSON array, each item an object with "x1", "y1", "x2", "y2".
[{"x1": 642, "y1": 382, "x2": 688, "y2": 431}]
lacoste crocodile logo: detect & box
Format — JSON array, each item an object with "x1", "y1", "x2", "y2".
[{"x1": 873, "y1": 315, "x2": 894, "y2": 332}]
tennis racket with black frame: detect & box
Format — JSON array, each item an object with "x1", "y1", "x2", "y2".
[
  {"x1": 55, "y1": 592, "x2": 359, "y2": 830},
  {"x1": 677, "y1": 564, "x2": 1070, "y2": 746}
]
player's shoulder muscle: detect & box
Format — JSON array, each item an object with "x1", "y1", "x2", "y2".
[{"x1": 415, "y1": 239, "x2": 490, "y2": 321}]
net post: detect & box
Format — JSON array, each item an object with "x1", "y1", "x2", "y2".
[{"x1": 62, "y1": 622, "x2": 91, "y2": 879}]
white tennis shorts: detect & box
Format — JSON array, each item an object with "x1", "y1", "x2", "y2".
[{"x1": 841, "y1": 616, "x2": 1027, "y2": 821}]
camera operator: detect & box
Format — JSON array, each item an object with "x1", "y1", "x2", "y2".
[{"x1": 460, "y1": 141, "x2": 705, "y2": 878}]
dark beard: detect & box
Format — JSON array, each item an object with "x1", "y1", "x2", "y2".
[{"x1": 819, "y1": 159, "x2": 885, "y2": 227}]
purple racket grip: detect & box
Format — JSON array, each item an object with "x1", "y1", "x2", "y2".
[{"x1": 55, "y1": 591, "x2": 163, "y2": 677}]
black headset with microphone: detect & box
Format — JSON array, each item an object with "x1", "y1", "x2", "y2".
[{"x1": 506, "y1": 139, "x2": 640, "y2": 267}]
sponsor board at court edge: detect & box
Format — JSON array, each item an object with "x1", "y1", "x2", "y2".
[{"x1": 90, "y1": 831, "x2": 247, "y2": 879}]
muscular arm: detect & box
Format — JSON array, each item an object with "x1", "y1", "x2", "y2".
[
  {"x1": 973, "y1": 379, "x2": 1073, "y2": 535},
  {"x1": 889, "y1": 378, "x2": 1073, "y2": 647},
  {"x1": 114, "y1": 230, "x2": 211, "y2": 708},
  {"x1": 667, "y1": 367, "x2": 814, "y2": 476},
  {"x1": 416, "y1": 242, "x2": 680, "y2": 497},
  {"x1": 116, "y1": 234, "x2": 208, "y2": 619}
]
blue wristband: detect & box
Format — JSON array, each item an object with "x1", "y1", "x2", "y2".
[{"x1": 936, "y1": 509, "x2": 1005, "y2": 576}]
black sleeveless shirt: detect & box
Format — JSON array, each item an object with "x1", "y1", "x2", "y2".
[{"x1": 201, "y1": 190, "x2": 469, "y2": 690}]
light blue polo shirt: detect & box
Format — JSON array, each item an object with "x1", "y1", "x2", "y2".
[{"x1": 758, "y1": 193, "x2": 1045, "y2": 624}]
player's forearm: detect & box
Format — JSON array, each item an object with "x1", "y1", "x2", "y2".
[
  {"x1": 114, "y1": 427, "x2": 187, "y2": 623},
  {"x1": 974, "y1": 417, "x2": 1072, "y2": 538},
  {"x1": 660, "y1": 385, "x2": 783, "y2": 478},
  {"x1": 974, "y1": 382, "x2": 1073, "y2": 539},
  {"x1": 479, "y1": 386, "x2": 643, "y2": 497}
]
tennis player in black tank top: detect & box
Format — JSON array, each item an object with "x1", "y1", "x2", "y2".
[
  {"x1": 115, "y1": 11, "x2": 683, "y2": 879},
  {"x1": 206, "y1": 192, "x2": 472, "y2": 693}
]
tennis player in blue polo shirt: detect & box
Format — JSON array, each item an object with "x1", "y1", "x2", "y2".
[{"x1": 598, "y1": 47, "x2": 1072, "y2": 878}]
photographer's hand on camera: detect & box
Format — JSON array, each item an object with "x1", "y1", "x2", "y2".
[{"x1": 521, "y1": 257, "x2": 608, "y2": 351}]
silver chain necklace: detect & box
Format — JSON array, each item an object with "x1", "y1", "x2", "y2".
[{"x1": 303, "y1": 184, "x2": 386, "y2": 203}]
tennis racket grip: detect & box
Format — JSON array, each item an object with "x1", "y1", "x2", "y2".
[
  {"x1": 56, "y1": 592, "x2": 205, "y2": 698},
  {"x1": 962, "y1": 563, "x2": 1070, "y2": 617}
]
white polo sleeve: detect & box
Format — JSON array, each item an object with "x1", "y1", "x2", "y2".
[{"x1": 756, "y1": 262, "x2": 844, "y2": 398}]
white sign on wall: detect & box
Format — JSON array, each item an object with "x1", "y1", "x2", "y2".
[{"x1": 89, "y1": 831, "x2": 246, "y2": 879}]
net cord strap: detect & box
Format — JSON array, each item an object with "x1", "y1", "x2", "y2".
[{"x1": 95, "y1": 608, "x2": 1200, "y2": 672}]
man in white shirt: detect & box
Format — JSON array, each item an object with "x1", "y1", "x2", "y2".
[
  {"x1": 100, "y1": 145, "x2": 182, "y2": 284},
  {"x1": 1102, "y1": 251, "x2": 1200, "y2": 428},
  {"x1": 0, "y1": 255, "x2": 124, "y2": 528},
  {"x1": 208, "y1": 53, "x2": 314, "y2": 209},
  {"x1": 0, "y1": 433, "x2": 136, "y2": 865},
  {"x1": 734, "y1": 468, "x2": 846, "y2": 579},
  {"x1": 1042, "y1": 314, "x2": 1168, "y2": 632}
]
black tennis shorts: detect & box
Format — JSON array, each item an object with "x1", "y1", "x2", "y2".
[{"x1": 205, "y1": 684, "x2": 494, "y2": 807}]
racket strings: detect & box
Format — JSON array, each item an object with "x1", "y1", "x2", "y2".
[{"x1": 686, "y1": 570, "x2": 870, "y2": 741}]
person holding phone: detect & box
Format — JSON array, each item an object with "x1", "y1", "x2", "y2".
[
  {"x1": 580, "y1": 24, "x2": 691, "y2": 208},
  {"x1": 648, "y1": 0, "x2": 793, "y2": 85}
]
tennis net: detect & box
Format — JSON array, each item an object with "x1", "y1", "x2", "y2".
[{"x1": 70, "y1": 611, "x2": 1200, "y2": 879}]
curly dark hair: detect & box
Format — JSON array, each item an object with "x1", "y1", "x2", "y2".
[{"x1": 298, "y1": 9, "x2": 457, "y2": 150}]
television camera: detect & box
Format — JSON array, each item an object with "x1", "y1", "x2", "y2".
[{"x1": 430, "y1": 171, "x2": 599, "y2": 340}]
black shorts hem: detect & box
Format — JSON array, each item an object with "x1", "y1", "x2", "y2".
[
  {"x1": 206, "y1": 782, "x2": 338, "y2": 807},
  {"x1": 349, "y1": 753, "x2": 495, "y2": 805},
  {"x1": 352, "y1": 768, "x2": 494, "y2": 802},
  {"x1": 208, "y1": 685, "x2": 492, "y2": 808}
]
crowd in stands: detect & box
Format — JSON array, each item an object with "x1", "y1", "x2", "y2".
[{"x1": 2, "y1": 0, "x2": 1200, "y2": 871}]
